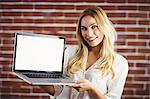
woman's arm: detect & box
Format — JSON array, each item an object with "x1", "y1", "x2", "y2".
[
  {"x1": 88, "y1": 84, "x2": 106, "y2": 99},
  {"x1": 40, "y1": 85, "x2": 55, "y2": 95},
  {"x1": 68, "y1": 79, "x2": 106, "y2": 99}
]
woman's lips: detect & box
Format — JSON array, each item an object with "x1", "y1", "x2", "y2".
[{"x1": 87, "y1": 37, "x2": 98, "y2": 42}]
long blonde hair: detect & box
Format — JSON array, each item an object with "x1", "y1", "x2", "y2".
[{"x1": 67, "y1": 7, "x2": 117, "y2": 79}]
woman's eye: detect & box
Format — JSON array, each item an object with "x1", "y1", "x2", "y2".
[
  {"x1": 91, "y1": 25, "x2": 98, "y2": 30},
  {"x1": 81, "y1": 27, "x2": 87, "y2": 31}
]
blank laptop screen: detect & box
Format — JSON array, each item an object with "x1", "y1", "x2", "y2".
[{"x1": 14, "y1": 34, "x2": 65, "y2": 72}]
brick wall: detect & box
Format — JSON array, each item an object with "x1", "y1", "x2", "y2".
[{"x1": 0, "y1": 0, "x2": 149, "y2": 99}]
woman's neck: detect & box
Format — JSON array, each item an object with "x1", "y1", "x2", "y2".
[{"x1": 88, "y1": 43, "x2": 102, "y2": 55}]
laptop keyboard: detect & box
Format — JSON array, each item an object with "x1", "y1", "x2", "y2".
[{"x1": 23, "y1": 73, "x2": 62, "y2": 78}]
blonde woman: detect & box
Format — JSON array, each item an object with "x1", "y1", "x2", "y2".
[{"x1": 42, "y1": 7, "x2": 128, "y2": 99}]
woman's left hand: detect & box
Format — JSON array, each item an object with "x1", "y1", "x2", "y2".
[{"x1": 68, "y1": 79, "x2": 94, "y2": 92}]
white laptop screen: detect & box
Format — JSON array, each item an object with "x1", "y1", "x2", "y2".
[{"x1": 14, "y1": 33, "x2": 65, "y2": 72}]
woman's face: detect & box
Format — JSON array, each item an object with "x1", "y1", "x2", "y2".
[{"x1": 81, "y1": 16, "x2": 104, "y2": 47}]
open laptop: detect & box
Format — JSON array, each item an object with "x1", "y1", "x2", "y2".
[{"x1": 12, "y1": 32, "x2": 74, "y2": 85}]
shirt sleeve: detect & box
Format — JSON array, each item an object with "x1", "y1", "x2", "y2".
[
  {"x1": 53, "y1": 85, "x2": 64, "y2": 97},
  {"x1": 105, "y1": 55, "x2": 129, "y2": 99}
]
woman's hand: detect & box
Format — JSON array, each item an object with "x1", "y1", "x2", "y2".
[
  {"x1": 68, "y1": 79, "x2": 94, "y2": 92},
  {"x1": 68, "y1": 79, "x2": 106, "y2": 99}
]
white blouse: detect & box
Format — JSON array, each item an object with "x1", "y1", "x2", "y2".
[{"x1": 51, "y1": 45, "x2": 128, "y2": 99}]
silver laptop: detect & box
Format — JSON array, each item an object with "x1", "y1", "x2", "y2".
[{"x1": 12, "y1": 32, "x2": 74, "y2": 85}]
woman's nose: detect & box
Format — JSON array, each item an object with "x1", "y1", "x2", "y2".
[{"x1": 87, "y1": 29, "x2": 93, "y2": 37}]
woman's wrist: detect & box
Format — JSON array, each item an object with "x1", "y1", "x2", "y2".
[{"x1": 87, "y1": 85, "x2": 106, "y2": 99}]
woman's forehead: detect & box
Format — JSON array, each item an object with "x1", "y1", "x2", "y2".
[{"x1": 81, "y1": 16, "x2": 97, "y2": 27}]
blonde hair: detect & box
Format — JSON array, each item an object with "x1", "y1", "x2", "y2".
[{"x1": 67, "y1": 7, "x2": 117, "y2": 79}]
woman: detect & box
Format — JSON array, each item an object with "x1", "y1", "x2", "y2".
[{"x1": 42, "y1": 7, "x2": 128, "y2": 99}]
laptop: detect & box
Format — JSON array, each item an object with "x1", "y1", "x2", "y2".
[{"x1": 12, "y1": 32, "x2": 74, "y2": 85}]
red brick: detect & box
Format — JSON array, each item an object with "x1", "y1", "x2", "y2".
[
  {"x1": 118, "y1": 34, "x2": 136, "y2": 39},
  {"x1": 107, "y1": 0, "x2": 126, "y2": 3},
  {"x1": 1, "y1": 12, "x2": 22, "y2": 16},
  {"x1": 126, "y1": 76, "x2": 134, "y2": 82},
  {"x1": 126, "y1": 55, "x2": 146, "y2": 60},
  {"x1": 0, "y1": 46, "x2": 14, "y2": 51},
  {"x1": 107, "y1": 13, "x2": 126, "y2": 17},
  {"x1": 0, "y1": 18, "x2": 13, "y2": 23},
  {"x1": 75, "y1": 5, "x2": 98, "y2": 10},
  {"x1": 138, "y1": 48, "x2": 150, "y2": 53},
  {"x1": 139, "y1": 20, "x2": 150, "y2": 25},
  {"x1": 116, "y1": 20, "x2": 136, "y2": 24},
  {"x1": 2, "y1": 95, "x2": 22, "y2": 99},
  {"x1": 3, "y1": 39, "x2": 14, "y2": 44},
  {"x1": 35, "y1": 4, "x2": 74, "y2": 10},
  {"x1": 129, "y1": 70, "x2": 145, "y2": 74},
  {"x1": 0, "y1": 72, "x2": 9, "y2": 78},
  {"x1": 79, "y1": 0, "x2": 105, "y2": 2},
  {"x1": 22, "y1": 26, "x2": 43, "y2": 31},
  {"x1": 138, "y1": 34, "x2": 150, "y2": 39},
  {"x1": 115, "y1": 27, "x2": 126, "y2": 32},
  {"x1": 116, "y1": 41, "x2": 126, "y2": 45},
  {"x1": 34, "y1": 19, "x2": 54, "y2": 24},
  {"x1": 125, "y1": 83, "x2": 144, "y2": 89},
  {"x1": 122, "y1": 89, "x2": 134, "y2": 95},
  {"x1": 136, "y1": 89, "x2": 149, "y2": 95},
  {"x1": 127, "y1": 0, "x2": 149, "y2": 3},
  {"x1": 0, "y1": 87, "x2": 11, "y2": 93},
  {"x1": 22, "y1": 12, "x2": 44, "y2": 16},
  {"x1": 128, "y1": 13, "x2": 148, "y2": 18},
  {"x1": 128, "y1": 62, "x2": 134, "y2": 67},
  {"x1": 134, "y1": 76, "x2": 149, "y2": 81},
  {"x1": 11, "y1": 87, "x2": 31, "y2": 93},
  {"x1": 43, "y1": 26, "x2": 63, "y2": 31},
  {"x1": 0, "y1": 33, "x2": 15, "y2": 38},
  {"x1": 127, "y1": 41, "x2": 146, "y2": 46},
  {"x1": 2, "y1": 26, "x2": 22, "y2": 30},
  {"x1": 117, "y1": 6, "x2": 137, "y2": 10},
  {"x1": 64, "y1": 27, "x2": 76, "y2": 31},
  {"x1": 20, "y1": 95, "x2": 49, "y2": 99},
  {"x1": 101, "y1": 6, "x2": 118, "y2": 10},
  {"x1": 2, "y1": 66, "x2": 11, "y2": 72},
  {"x1": 127, "y1": 27, "x2": 146, "y2": 32},
  {"x1": 122, "y1": 96, "x2": 143, "y2": 99},
  {"x1": 136, "y1": 63, "x2": 150, "y2": 68},
  {"x1": 2, "y1": 81, "x2": 22, "y2": 87},
  {"x1": 117, "y1": 48, "x2": 136, "y2": 53},
  {"x1": 0, "y1": 94, "x2": 47, "y2": 99},
  {"x1": 55, "y1": 19, "x2": 77, "y2": 24},
  {"x1": 0, "y1": 53, "x2": 13, "y2": 58},
  {"x1": 14, "y1": 18, "x2": 34, "y2": 23},
  {"x1": 64, "y1": 12, "x2": 80, "y2": 17},
  {"x1": 0, "y1": 4, "x2": 34, "y2": 9},
  {"x1": 66, "y1": 40, "x2": 78, "y2": 45},
  {"x1": 0, "y1": 0, "x2": 21, "y2": 2},
  {"x1": 50, "y1": 33, "x2": 76, "y2": 38},
  {"x1": 0, "y1": 60, "x2": 11, "y2": 65},
  {"x1": 138, "y1": 6, "x2": 150, "y2": 11}
]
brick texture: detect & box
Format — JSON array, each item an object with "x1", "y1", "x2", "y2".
[{"x1": 0, "y1": 0, "x2": 149, "y2": 99}]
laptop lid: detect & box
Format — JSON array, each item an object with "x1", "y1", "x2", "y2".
[{"x1": 13, "y1": 32, "x2": 65, "y2": 74}]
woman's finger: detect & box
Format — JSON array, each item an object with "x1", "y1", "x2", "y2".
[{"x1": 67, "y1": 83, "x2": 79, "y2": 87}]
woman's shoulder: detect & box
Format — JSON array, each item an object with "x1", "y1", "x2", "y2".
[
  {"x1": 114, "y1": 53, "x2": 128, "y2": 70},
  {"x1": 115, "y1": 53, "x2": 128, "y2": 63},
  {"x1": 65, "y1": 45, "x2": 78, "y2": 52},
  {"x1": 64, "y1": 45, "x2": 78, "y2": 58}
]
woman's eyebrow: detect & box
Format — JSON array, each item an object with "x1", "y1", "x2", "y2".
[
  {"x1": 81, "y1": 23, "x2": 97, "y2": 27},
  {"x1": 89, "y1": 23, "x2": 97, "y2": 27}
]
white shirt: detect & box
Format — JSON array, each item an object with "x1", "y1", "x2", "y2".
[{"x1": 52, "y1": 45, "x2": 128, "y2": 99}]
